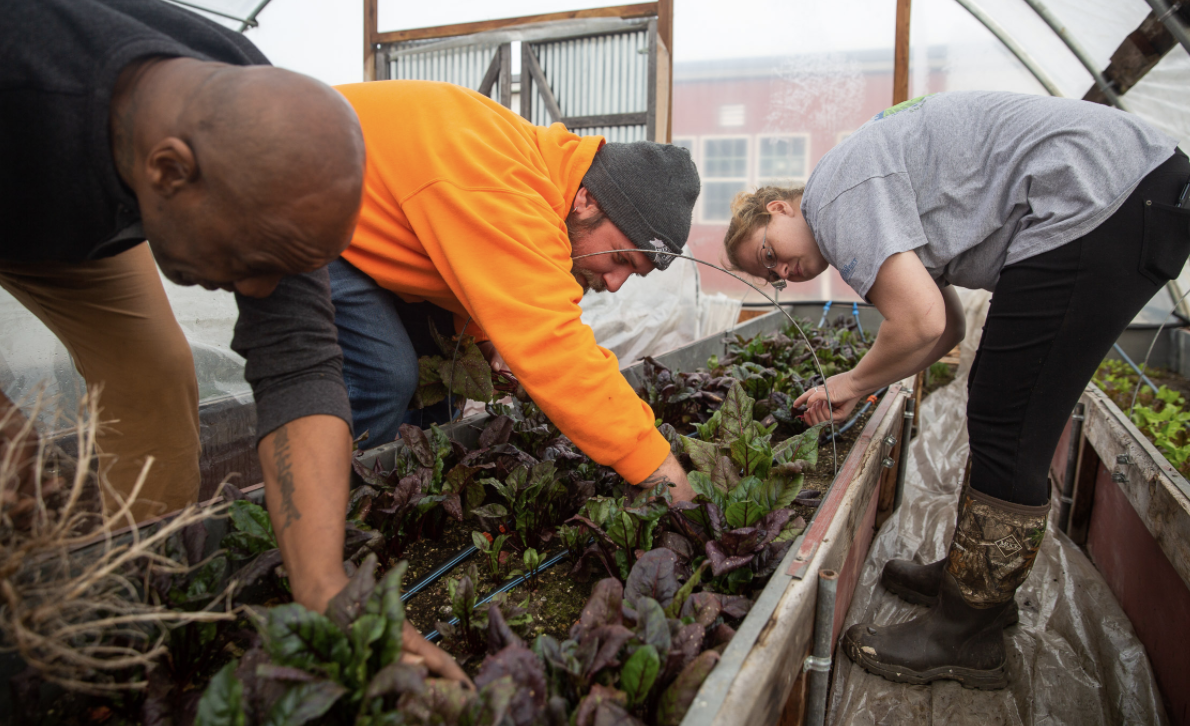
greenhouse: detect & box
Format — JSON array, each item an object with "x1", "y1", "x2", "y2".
[{"x1": 1, "y1": 0, "x2": 1189, "y2": 725}]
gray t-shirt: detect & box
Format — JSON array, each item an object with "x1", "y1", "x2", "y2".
[{"x1": 801, "y1": 91, "x2": 1179, "y2": 298}]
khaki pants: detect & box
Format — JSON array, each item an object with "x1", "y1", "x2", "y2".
[{"x1": 0, "y1": 243, "x2": 201, "y2": 521}]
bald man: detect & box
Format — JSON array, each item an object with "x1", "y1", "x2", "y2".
[{"x1": 3, "y1": 0, "x2": 472, "y2": 684}]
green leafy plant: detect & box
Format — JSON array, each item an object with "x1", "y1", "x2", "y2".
[
  {"x1": 472, "y1": 530, "x2": 511, "y2": 584},
  {"x1": 1093, "y1": 360, "x2": 1190, "y2": 477},
  {"x1": 411, "y1": 329, "x2": 520, "y2": 410}
]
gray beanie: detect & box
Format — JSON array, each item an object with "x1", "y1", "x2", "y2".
[{"x1": 580, "y1": 141, "x2": 700, "y2": 271}]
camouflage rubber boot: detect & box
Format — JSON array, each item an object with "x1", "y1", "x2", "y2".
[
  {"x1": 843, "y1": 486, "x2": 1047, "y2": 689},
  {"x1": 879, "y1": 457, "x2": 1019, "y2": 625}
]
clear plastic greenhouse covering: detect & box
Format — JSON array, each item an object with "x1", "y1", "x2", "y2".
[
  {"x1": 6, "y1": 0, "x2": 1188, "y2": 436},
  {"x1": 827, "y1": 290, "x2": 1170, "y2": 725}
]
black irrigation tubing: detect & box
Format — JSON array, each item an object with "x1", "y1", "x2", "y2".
[
  {"x1": 821, "y1": 386, "x2": 890, "y2": 443},
  {"x1": 401, "y1": 545, "x2": 480, "y2": 602},
  {"x1": 424, "y1": 547, "x2": 571, "y2": 643}
]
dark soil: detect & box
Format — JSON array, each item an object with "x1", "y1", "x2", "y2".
[
  {"x1": 399, "y1": 523, "x2": 474, "y2": 583},
  {"x1": 1143, "y1": 366, "x2": 1190, "y2": 403}
]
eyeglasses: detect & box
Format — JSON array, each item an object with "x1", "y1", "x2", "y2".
[{"x1": 760, "y1": 224, "x2": 787, "y2": 290}]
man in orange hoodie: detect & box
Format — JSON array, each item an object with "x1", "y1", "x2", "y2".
[{"x1": 330, "y1": 79, "x2": 699, "y2": 500}]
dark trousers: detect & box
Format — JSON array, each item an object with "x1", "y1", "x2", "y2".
[
  {"x1": 968, "y1": 149, "x2": 1190, "y2": 506},
  {"x1": 328, "y1": 258, "x2": 456, "y2": 447}
]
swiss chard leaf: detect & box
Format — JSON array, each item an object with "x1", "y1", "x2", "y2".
[
  {"x1": 261, "y1": 680, "x2": 346, "y2": 726},
  {"x1": 621, "y1": 644, "x2": 660, "y2": 707},
  {"x1": 656, "y1": 650, "x2": 720, "y2": 726},
  {"x1": 624, "y1": 549, "x2": 679, "y2": 612},
  {"x1": 194, "y1": 661, "x2": 245, "y2": 726}
]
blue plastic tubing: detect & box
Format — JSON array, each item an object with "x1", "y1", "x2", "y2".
[
  {"x1": 402, "y1": 545, "x2": 480, "y2": 602},
  {"x1": 425, "y1": 548, "x2": 571, "y2": 643}
]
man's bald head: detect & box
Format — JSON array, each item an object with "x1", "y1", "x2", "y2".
[{"x1": 115, "y1": 59, "x2": 365, "y2": 297}]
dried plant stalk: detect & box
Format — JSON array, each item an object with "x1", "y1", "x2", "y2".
[{"x1": 0, "y1": 389, "x2": 237, "y2": 695}]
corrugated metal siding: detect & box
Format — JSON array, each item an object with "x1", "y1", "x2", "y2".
[
  {"x1": 530, "y1": 29, "x2": 649, "y2": 141},
  {"x1": 384, "y1": 40, "x2": 502, "y2": 102}
]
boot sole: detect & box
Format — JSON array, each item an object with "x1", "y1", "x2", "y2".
[
  {"x1": 881, "y1": 579, "x2": 1021, "y2": 627},
  {"x1": 842, "y1": 636, "x2": 1008, "y2": 690}
]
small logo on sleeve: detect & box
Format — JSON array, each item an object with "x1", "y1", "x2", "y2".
[{"x1": 840, "y1": 257, "x2": 858, "y2": 282}]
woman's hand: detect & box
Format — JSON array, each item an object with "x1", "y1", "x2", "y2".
[
  {"x1": 401, "y1": 621, "x2": 475, "y2": 688},
  {"x1": 794, "y1": 373, "x2": 863, "y2": 425}
]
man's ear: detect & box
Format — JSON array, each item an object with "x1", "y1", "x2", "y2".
[
  {"x1": 145, "y1": 138, "x2": 199, "y2": 198},
  {"x1": 573, "y1": 186, "x2": 603, "y2": 214}
]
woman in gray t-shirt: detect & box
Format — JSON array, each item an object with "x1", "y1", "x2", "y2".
[{"x1": 723, "y1": 92, "x2": 1189, "y2": 690}]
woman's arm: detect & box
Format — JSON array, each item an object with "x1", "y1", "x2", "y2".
[{"x1": 796, "y1": 251, "x2": 965, "y2": 423}]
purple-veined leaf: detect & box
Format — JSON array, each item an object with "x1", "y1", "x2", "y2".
[
  {"x1": 571, "y1": 578, "x2": 624, "y2": 640},
  {"x1": 439, "y1": 341, "x2": 495, "y2": 402},
  {"x1": 705, "y1": 541, "x2": 754, "y2": 577},
  {"x1": 656, "y1": 650, "x2": 720, "y2": 726},
  {"x1": 624, "y1": 549, "x2": 679, "y2": 611},
  {"x1": 479, "y1": 415, "x2": 515, "y2": 448},
  {"x1": 586, "y1": 624, "x2": 635, "y2": 678},
  {"x1": 475, "y1": 644, "x2": 546, "y2": 726},
  {"x1": 324, "y1": 552, "x2": 378, "y2": 632},
  {"x1": 718, "y1": 527, "x2": 763, "y2": 556},
  {"x1": 364, "y1": 662, "x2": 426, "y2": 700},
  {"x1": 261, "y1": 680, "x2": 347, "y2": 726},
  {"x1": 685, "y1": 590, "x2": 718, "y2": 623},
  {"x1": 398, "y1": 424, "x2": 435, "y2": 468},
  {"x1": 575, "y1": 684, "x2": 629, "y2": 726},
  {"x1": 681, "y1": 436, "x2": 719, "y2": 474},
  {"x1": 719, "y1": 595, "x2": 752, "y2": 619}
]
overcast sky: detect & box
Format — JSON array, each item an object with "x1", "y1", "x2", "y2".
[{"x1": 221, "y1": 0, "x2": 1125, "y2": 103}]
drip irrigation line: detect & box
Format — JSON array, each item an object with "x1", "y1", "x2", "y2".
[
  {"x1": 1113, "y1": 343, "x2": 1160, "y2": 396},
  {"x1": 401, "y1": 545, "x2": 480, "y2": 602},
  {"x1": 569, "y1": 249, "x2": 840, "y2": 478},
  {"x1": 1132, "y1": 285, "x2": 1190, "y2": 417},
  {"x1": 817, "y1": 301, "x2": 832, "y2": 328},
  {"x1": 821, "y1": 387, "x2": 889, "y2": 442},
  {"x1": 424, "y1": 548, "x2": 570, "y2": 643},
  {"x1": 852, "y1": 302, "x2": 864, "y2": 339}
]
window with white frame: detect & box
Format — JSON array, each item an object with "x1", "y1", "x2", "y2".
[
  {"x1": 756, "y1": 134, "x2": 809, "y2": 187},
  {"x1": 700, "y1": 136, "x2": 749, "y2": 223}
]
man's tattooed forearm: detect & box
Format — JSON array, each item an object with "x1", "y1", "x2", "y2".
[{"x1": 273, "y1": 425, "x2": 301, "y2": 530}]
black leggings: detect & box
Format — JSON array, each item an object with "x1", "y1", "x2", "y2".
[{"x1": 967, "y1": 149, "x2": 1190, "y2": 506}]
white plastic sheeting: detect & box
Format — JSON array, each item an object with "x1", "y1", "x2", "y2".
[
  {"x1": 0, "y1": 270, "x2": 248, "y2": 430},
  {"x1": 579, "y1": 260, "x2": 742, "y2": 365},
  {"x1": 826, "y1": 290, "x2": 1169, "y2": 725}
]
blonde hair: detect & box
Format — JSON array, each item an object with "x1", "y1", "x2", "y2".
[{"x1": 722, "y1": 185, "x2": 805, "y2": 271}]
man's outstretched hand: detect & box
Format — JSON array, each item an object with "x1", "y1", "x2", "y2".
[
  {"x1": 639, "y1": 452, "x2": 695, "y2": 502},
  {"x1": 402, "y1": 622, "x2": 474, "y2": 688}
]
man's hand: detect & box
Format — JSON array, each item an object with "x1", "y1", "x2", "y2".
[
  {"x1": 476, "y1": 341, "x2": 511, "y2": 376},
  {"x1": 639, "y1": 452, "x2": 695, "y2": 502},
  {"x1": 795, "y1": 373, "x2": 863, "y2": 426},
  {"x1": 401, "y1": 622, "x2": 475, "y2": 688}
]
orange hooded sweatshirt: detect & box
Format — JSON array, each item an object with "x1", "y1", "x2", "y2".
[{"x1": 335, "y1": 80, "x2": 670, "y2": 485}]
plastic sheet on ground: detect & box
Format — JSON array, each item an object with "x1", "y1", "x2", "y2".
[{"x1": 826, "y1": 290, "x2": 1169, "y2": 726}]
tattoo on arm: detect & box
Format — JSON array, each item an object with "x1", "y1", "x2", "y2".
[{"x1": 273, "y1": 425, "x2": 301, "y2": 530}]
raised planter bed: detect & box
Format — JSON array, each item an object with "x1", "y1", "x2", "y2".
[
  {"x1": 4, "y1": 305, "x2": 915, "y2": 725},
  {"x1": 1050, "y1": 382, "x2": 1190, "y2": 724}
]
